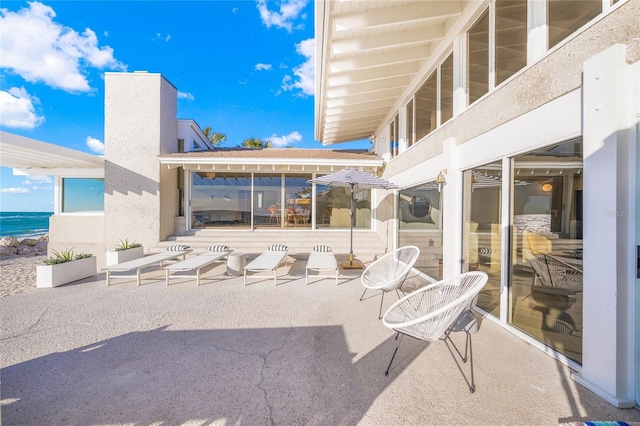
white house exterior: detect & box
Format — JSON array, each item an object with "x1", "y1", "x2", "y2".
[{"x1": 315, "y1": 0, "x2": 639, "y2": 408}]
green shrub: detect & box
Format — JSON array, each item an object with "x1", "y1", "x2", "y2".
[
  {"x1": 44, "y1": 248, "x2": 93, "y2": 265},
  {"x1": 115, "y1": 239, "x2": 142, "y2": 251}
]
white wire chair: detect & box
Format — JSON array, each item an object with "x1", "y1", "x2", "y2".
[
  {"x1": 382, "y1": 271, "x2": 489, "y2": 392},
  {"x1": 528, "y1": 252, "x2": 582, "y2": 311},
  {"x1": 360, "y1": 246, "x2": 420, "y2": 319}
]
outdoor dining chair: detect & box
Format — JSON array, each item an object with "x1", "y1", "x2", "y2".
[
  {"x1": 382, "y1": 271, "x2": 488, "y2": 393},
  {"x1": 360, "y1": 245, "x2": 420, "y2": 319}
]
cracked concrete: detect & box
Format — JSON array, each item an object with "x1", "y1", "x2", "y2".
[{"x1": 1, "y1": 262, "x2": 639, "y2": 425}]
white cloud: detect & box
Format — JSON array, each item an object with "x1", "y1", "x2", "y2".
[
  {"x1": 266, "y1": 131, "x2": 303, "y2": 148},
  {"x1": 0, "y1": 2, "x2": 126, "y2": 92},
  {"x1": 155, "y1": 33, "x2": 171, "y2": 42},
  {"x1": 255, "y1": 63, "x2": 272, "y2": 71},
  {"x1": 178, "y1": 91, "x2": 194, "y2": 100},
  {"x1": 0, "y1": 187, "x2": 30, "y2": 194},
  {"x1": 232, "y1": 7, "x2": 239, "y2": 14},
  {"x1": 32, "y1": 185, "x2": 54, "y2": 191},
  {"x1": 256, "y1": 0, "x2": 308, "y2": 32},
  {"x1": 23, "y1": 176, "x2": 53, "y2": 185},
  {"x1": 282, "y1": 38, "x2": 314, "y2": 96},
  {"x1": 0, "y1": 87, "x2": 45, "y2": 129},
  {"x1": 86, "y1": 136, "x2": 104, "y2": 154}
]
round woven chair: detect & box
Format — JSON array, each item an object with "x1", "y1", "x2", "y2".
[
  {"x1": 382, "y1": 271, "x2": 489, "y2": 392},
  {"x1": 359, "y1": 246, "x2": 420, "y2": 319}
]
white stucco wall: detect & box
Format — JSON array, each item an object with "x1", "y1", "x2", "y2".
[{"x1": 104, "y1": 72, "x2": 178, "y2": 253}]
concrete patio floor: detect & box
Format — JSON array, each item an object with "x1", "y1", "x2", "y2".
[{"x1": 1, "y1": 257, "x2": 639, "y2": 425}]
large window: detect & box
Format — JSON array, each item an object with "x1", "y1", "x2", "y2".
[
  {"x1": 62, "y1": 178, "x2": 104, "y2": 212},
  {"x1": 284, "y1": 174, "x2": 311, "y2": 228},
  {"x1": 440, "y1": 53, "x2": 454, "y2": 124},
  {"x1": 415, "y1": 71, "x2": 437, "y2": 142},
  {"x1": 253, "y1": 174, "x2": 283, "y2": 228},
  {"x1": 548, "y1": 0, "x2": 601, "y2": 49},
  {"x1": 191, "y1": 172, "x2": 251, "y2": 228},
  {"x1": 398, "y1": 182, "x2": 442, "y2": 279},
  {"x1": 405, "y1": 104, "x2": 413, "y2": 149},
  {"x1": 510, "y1": 139, "x2": 583, "y2": 364},
  {"x1": 315, "y1": 182, "x2": 370, "y2": 230},
  {"x1": 495, "y1": 0, "x2": 527, "y2": 85},
  {"x1": 390, "y1": 114, "x2": 399, "y2": 156},
  {"x1": 468, "y1": 9, "x2": 490, "y2": 104},
  {"x1": 462, "y1": 161, "x2": 502, "y2": 317}
]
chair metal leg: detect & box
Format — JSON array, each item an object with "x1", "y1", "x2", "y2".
[
  {"x1": 385, "y1": 333, "x2": 404, "y2": 376},
  {"x1": 378, "y1": 290, "x2": 385, "y2": 320},
  {"x1": 359, "y1": 287, "x2": 368, "y2": 301},
  {"x1": 443, "y1": 331, "x2": 476, "y2": 393}
]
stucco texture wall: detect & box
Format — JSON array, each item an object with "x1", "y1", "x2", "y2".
[
  {"x1": 104, "y1": 73, "x2": 178, "y2": 252},
  {"x1": 49, "y1": 215, "x2": 105, "y2": 269},
  {"x1": 384, "y1": 0, "x2": 640, "y2": 179}
]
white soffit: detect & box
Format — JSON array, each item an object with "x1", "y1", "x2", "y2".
[
  {"x1": 0, "y1": 131, "x2": 104, "y2": 173},
  {"x1": 315, "y1": 0, "x2": 464, "y2": 145}
]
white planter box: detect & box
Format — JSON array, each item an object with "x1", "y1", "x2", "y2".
[
  {"x1": 37, "y1": 256, "x2": 97, "y2": 288},
  {"x1": 106, "y1": 246, "x2": 144, "y2": 266}
]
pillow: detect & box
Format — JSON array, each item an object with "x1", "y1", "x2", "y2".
[
  {"x1": 313, "y1": 245, "x2": 332, "y2": 252},
  {"x1": 268, "y1": 244, "x2": 287, "y2": 252},
  {"x1": 167, "y1": 244, "x2": 190, "y2": 252},
  {"x1": 208, "y1": 245, "x2": 230, "y2": 252}
]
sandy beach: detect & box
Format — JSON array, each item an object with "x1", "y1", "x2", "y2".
[{"x1": 0, "y1": 255, "x2": 45, "y2": 298}]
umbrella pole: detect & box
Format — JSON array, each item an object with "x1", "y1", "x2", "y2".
[
  {"x1": 349, "y1": 184, "x2": 354, "y2": 265},
  {"x1": 340, "y1": 184, "x2": 362, "y2": 269}
]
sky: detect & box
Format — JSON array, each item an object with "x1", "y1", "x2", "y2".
[{"x1": 0, "y1": 0, "x2": 370, "y2": 212}]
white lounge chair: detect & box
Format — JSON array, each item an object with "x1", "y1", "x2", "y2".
[
  {"x1": 243, "y1": 244, "x2": 288, "y2": 286},
  {"x1": 305, "y1": 245, "x2": 338, "y2": 285},
  {"x1": 104, "y1": 244, "x2": 191, "y2": 286},
  {"x1": 164, "y1": 245, "x2": 231, "y2": 286}
]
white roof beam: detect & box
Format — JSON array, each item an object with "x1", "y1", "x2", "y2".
[
  {"x1": 332, "y1": 25, "x2": 444, "y2": 55},
  {"x1": 334, "y1": 2, "x2": 462, "y2": 32},
  {"x1": 328, "y1": 62, "x2": 419, "y2": 86},
  {"x1": 330, "y1": 46, "x2": 429, "y2": 73}
]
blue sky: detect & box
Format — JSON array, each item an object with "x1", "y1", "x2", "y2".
[{"x1": 0, "y1": 0, "x2": 369, "y2": 212}]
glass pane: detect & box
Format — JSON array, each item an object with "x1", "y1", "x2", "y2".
[
  {"x1": 495, "y1": 0, "x2": 527, "y2": 85},
  {"x1": 405, "y1": 101, "x2": 414, "y2": 148},
  {"x1": 253, "y1": 174, "x2": 282, "y2": 228},
  {"x1": 390, "y1": 114, "x2": 399, "y2": 155},
  {"x1": 549, "y1": 0, "x2": 601, "y2": 48},
  {"x1": 510, "y1": 139, "x2": 583, "y2": 364},
  {"x1": 398, "y1": 182, "x2": 443, "y2": 280},
  {"x1": 191, "y1": 172, "x2": 251, "y2": 228},
  {"x1": 62, "y1": 178, "x2": 104, "y2": 212},
  {"x1": 462, "y1": 161, "x2": 502, "y2": 317},
  {"x1": 415, "y1": 71, "x2": 437, "y2": 141},
  {"x1": 468, "y1": 8, "x2": 490, "y2": 104},
  {"x1": 315, "y1": 181, "x2": 370, "y2": 229},
  {"x1": 284, "y1": 174, "x2": 311, "y2": 228},
  {"x1": 440, "y1": 53, "x2": 454, "y2": 124}
]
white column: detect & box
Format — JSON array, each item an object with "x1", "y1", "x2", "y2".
[
  {"x1": 573, "y1": 44, "x2": 636, "y2": 408},
  {"x1": 527, "y1": 0, "x2": 547, "y2": 65}
]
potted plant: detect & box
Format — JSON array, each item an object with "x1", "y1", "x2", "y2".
[
  {"x1": 106, "y1": 239, "x2": 144, "y2": 266},
  {"x1": 37, "y1": 248, "x2": 97, "y2": 288}
]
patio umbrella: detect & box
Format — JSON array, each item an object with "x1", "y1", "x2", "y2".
[{"x1": 310, "y1": 168, "x2": 400, "y2": 268}]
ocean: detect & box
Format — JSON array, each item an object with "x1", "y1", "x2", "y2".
[{"x1": 0, "y1": 212, "x2": 52, "y2": 239}]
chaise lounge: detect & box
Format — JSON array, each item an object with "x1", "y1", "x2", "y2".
[
  {"x1": 164, "y1": 245, "x2": 231, "y2": 286},
  {"x1": 104, "y1": 244, "x2": 191, "y2": 286},
  {"x1": 305, "y1": 245, "x2": 338, "y2": 285},
  {"x1": 243, "y1": 244, "x2": 288, "y2": 286}
]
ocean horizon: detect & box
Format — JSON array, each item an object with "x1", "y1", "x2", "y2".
[{"x1": 0, "y1": 212, "x2": 52, "y2": 239}]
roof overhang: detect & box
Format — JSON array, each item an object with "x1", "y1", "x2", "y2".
[
  {"x1": 315, "y1": 0, "x2": 465, "y2": 145},
  {"x1": 159, "y1": 155, "x2": 384, "y2": 174},
  {"x1": 0, "y1": 131, "x2": 104, "y2": 176}
]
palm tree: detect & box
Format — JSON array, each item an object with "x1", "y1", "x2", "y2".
[
  {"x1": 202, "y1": 126, "x2": 226, "y2": 146},
  {"x1": 242, "y1": 137, "x2": 271, "y2": 148}
]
